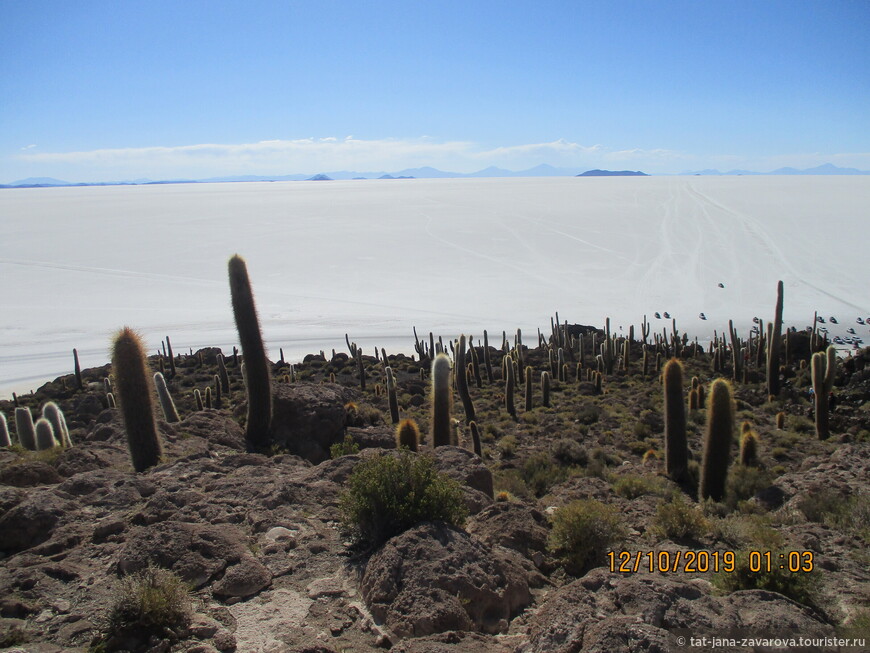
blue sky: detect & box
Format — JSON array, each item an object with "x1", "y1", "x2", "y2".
[{"x1": 2, "y1": 0, "x2": 868, "y2": 181}]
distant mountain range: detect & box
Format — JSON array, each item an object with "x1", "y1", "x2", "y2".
[
  {"x1": 3, "y1": 163, "x2": 867, "y2": 188},
  {"x1": 682, "y1": 163, "x2": 870, "y2": 176}
]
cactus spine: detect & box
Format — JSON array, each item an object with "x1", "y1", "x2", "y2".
[
  {"x1": 430, "y1": 353, "x2": 452, "y2": 447},
  {"x1": 153, "y1": 372, "x2": 181, "y2": 423},
  {"x1": 699, "y1": 379, "x2": 734, "y2": 502},
  {"x1": 228, "y1": 255, "x2": 272, "y2": 451},
  {"x1": 34, "y1": 417, "x2": 57, "y2": 450},
  {"x1": 113, "y1": 327, "x2": 163, "y2": 472},
  {"x1": 662, "y1": 359, "x2": 688, "y2": 483},
  {"x1": 14, "y1": 407, "x2": 36, "y2": 450},
  {"x1": 811, "y1": 345, "x2": 836, "y2": 440},
  {"x1": 766, "y1": 280, "x2": 784, "y2": 397},
  {"x1": 454, "y1": 335, "x2": 476, "y2": 424},
  {"x1": 396, "y1": 418, "x2": 420, "y2": 452}
]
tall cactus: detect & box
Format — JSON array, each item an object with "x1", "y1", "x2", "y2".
[
  {"x1": 524, "y1": 367, "x2": 533, "y2": 411},
  {"x1": 14, "y1": 407, "x2": 37, "y2": 451},
  {"x1": 662, "y1": 358, "x2": 688, "y2": 483},
  {"x1": 699, "y1": 379, "x2": 734, "y2": 502},
  {"x1": 73, "y1": 348, "x2": 83, "y2": 390},
  {"x1": 430, "y1": 353, "x2": 452, "y2": 447},
  {"x1": 228, "y1": 255, "x2": 272, "y2": 451},
  {"x1": 113, "y1": 327, "x2": 163, "y2": 472},
  {"x1": 153, "y1": 372, "x2": 181, "y2": 423},
  {"x1": 811, "y1": 345, "x2": 837, "y2": 440},
  {"x1": 454, "y1": 335, "x2": 476, "y2": 424},
  {"x1": 767, "y1": 280, "x2": 784, "y2": 397},
  {"x1": 505, "y1": 356, "x2": 517, "y2": 419},
  {"x1": 385, "y1": 367, "x2": 400, "y2": 424},
  {"x1": 541, "y1": 371, "x2": 551, "y2": 408}
]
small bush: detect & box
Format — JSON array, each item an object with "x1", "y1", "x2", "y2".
[
  {"x1": 548, "y1": 499, "x2": 627, "y2": 575},
  {"x1": 493, "y1": 469, "x2": 531, "y2": 499},
  {"x1": 339, "y1": 450, "x2": 467, "y2": 548},
  {"x1": 105, "y1": 566, "x2": 192, "y2": 640},
  {"x1": 522, "y1": 452, "x2": 568, "y2": 496},
  {"x1": 330, "y1": 434, "x2": 360, "y2": 458},
  {"x1": 652, "y1": 495, "x2": 709, "y2": 541},
  {"x1": 496, "y1": 435, "x2": 517, "y2": 458},
  {"x1": 576, "y1": 404, "x2": 600, "y2": 425},
  {"x1": 725, "y1": 465, "x2": 773, "y2": 510},
  {"x1": 712, "y1": 549, "x2": 817, "y2": 608},
  {"x1": 552, "y1": 438, "x2": 588, "y2": 465},
  {"x1": 613, "y1": 474, "x2": 669, "y2": 500}
]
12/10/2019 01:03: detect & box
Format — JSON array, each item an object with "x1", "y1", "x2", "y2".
[{"x1": 607, "y1": 550, "x2": 814, "y2": 574}]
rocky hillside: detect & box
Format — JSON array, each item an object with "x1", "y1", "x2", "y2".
[{"x1": 1, "y1": 323, "x2": 869, "y2": 652}]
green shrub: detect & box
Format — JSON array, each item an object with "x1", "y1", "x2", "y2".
[
  {"x1": 522, "y1": 452, "x2": 568, "y2": 496},
  {"x1": 725, "y1": 465, "x2": 773, "y2": 510},
  {"x1": 712, "y1": 549, "x2": 817, "y2": 608},
  {"x1": 613, "y1": 474, "x2": 669, "y2": 500},
  {"x1": 548, "y1": 499, "x2": 627, "y2": 575},
  {"x1": 493, "y1": 469, "x2": 531, "y2": 499},
  {"x1": 552, "y1": 438, "x2": 588, "y2": 465},
  {"x1": 330, "y1": 434, "x2": 360, "y2": 458},
  {"x1": 652, "y1": 495, "x2": 709, "y2": 540},
  {"x1": 576, "y1": 404, "x2": 600, "y2": 425},
  {"x1": 339, "y1": 450, "x2": 467, "y2": 548},
  {"x1": 496, "y1": 435, "x2": 517, "y2": 458},
  {"x1": 105, "y1": 566, "x2": 192, "y2": 640}
]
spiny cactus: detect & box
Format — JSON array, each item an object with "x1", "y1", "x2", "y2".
[
  {"x1": 153, "y1": 372, "x2": 181, "y2": 423},
  {"x1": 216, "y1": 354, "x2": 230, "y2": 394},
  {"x1": 0, "y1": 413, "x2": 9, "y2": 447},
  {"x1": 213, "y1": 374, "x2": 223, "y2": 408},
  {"x1": 194, "y1": 388, "x2": 204, "y2": 411},
  {"x1": 739, "y1": 429, "x2": 759, "y2": 466},
  {"x1": 663, "y1": 358, "x2": 688, "y2": 483},
  {"x1": 73, "y1": 348, "x2": 83, "y2": 390},
  {"x1": 469, "y1": 420, "x2": 482, "y2": 457},
  {"x1": 112, "y1": 327, "x2": 163, "y2": 472},
  {"x1": 699, "y1": 379, "x2": 734, "y2": 502},
  {"x1": 524, "y1": 367, "x2": 533, "y2": 411},
  {"x1": 204, "y1": 386, "x2": 213, "y2": 409},
  {"x1": 541, "y1": 371, "x2": 551, "y2": 408},
  {"x1": 357, "y1": 352, "x2": 366, "y2": 390},
  {"x1": 228, "y1": 254, "x2": 272, "y2": 451},
  {"x1": 455, "y1": 335, "x2": 476, "y2": 424},
  {"x1": 767, "y1": 280, "x2": 784, "y2": 397},
  {"x1": 775, "y1": 411, "x2": 785, "y2": 429},
  {"x1": 385, "y1": 367, "x2": 400, "y2": 424},
  {"x1": 811, "y1": 345, "x2": 837, "y2": 440},
  {"x1": 14, "y1": 407, "x2": 36, "y2": 450},
  {"x1": 431, "y1": 353, "x2": 452, "y2": 447},
  {"x1": 504, "y1": 356, "x2": 517, "y2": 419},
  {"x1": 166, "y1": 336, "x2": 176, "y2": 379},
  {"x1": 107, "y1": 393, "x2": 116, "y2": 408},
  {"x1": 34, "y1": 417, "x2": 57, "y2": 451},
  {"x1": 41, "y1": 401, "x2": 71, "y2": 448},
  {"x1": 396, "y1": 418, "x2": 420, "y2": 452}
]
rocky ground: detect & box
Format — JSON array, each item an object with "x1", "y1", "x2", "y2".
[{"x1": 0, "y1": 331, "x2": 869, "y2": 653}]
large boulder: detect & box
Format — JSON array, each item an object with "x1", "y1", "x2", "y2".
[
  {"x1": 0, "y1": 489, "x2": 73, "y2": 552},
  {"x1": 269, "y1": 383, "x2": 352, "y2": 463},
  {"x1": 526, "y1": 568, "x2": 832, "y2": 653},
  {"x1": 361, "y1": 522, "x2": 531, "y2": 638}
]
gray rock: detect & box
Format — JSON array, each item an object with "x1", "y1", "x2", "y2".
[
  {"x1": 0, "y1": 461, "x2": 62, "y2": 487},
  {"x1": 269, "y1": 383, "x2": 352, "y2": 463},
  {"x1": 0, "y1": 490, "x2": 71, "y2": 552},
  {"x1": 212, "y1": 556, "x2": 272, "y2": 598},
  {"x1": 361, "y1": 522, "x2": 531, "y2": 637}
]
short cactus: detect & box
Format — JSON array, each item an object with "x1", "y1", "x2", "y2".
[
  {"x1": 0, "y1": 413, "x2": 10, "y2": 447},
  {"x1": 153, "y1": 372, "x2": 181, "y2": 423},
  {"x1": 699, "y1": 379, "x2": 734, "y2": 502},
  {"x1": 41, "y1": 402, "x2": 71, "y2": 448},
  {"x1": 396, "y1": 418, "x2": 420, "y2": 452},
  {"x1": 811, "y1": 345, "x2": 837, "y2": 440},
  {"x1": 504, "y1": 357, "x2": 517, "y2": 419},
  {"x1": 524, "y1": 367, "x2": 533, "y2": 411},
  {"x1": 739, "y1": 429, "x2": 759, "y2": 466},
  {"x1": 541, "y1": 371, "x2": 551, "y2": 408},
  {"x1": 112, "y1": 326, "x2": 163, "y2": 472},
  {"x1": 469, "y1": 420, "x2": 482, "y2": 457},
  {"x1": 455, "y1": 335, "x2": 476, "y2": 424},
  {"x1": 14, "y1": 407, "x2": 36, "y2": 451},
  {"x1": 34, "y1": 417, "x2": 57, "y2": 450}
]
